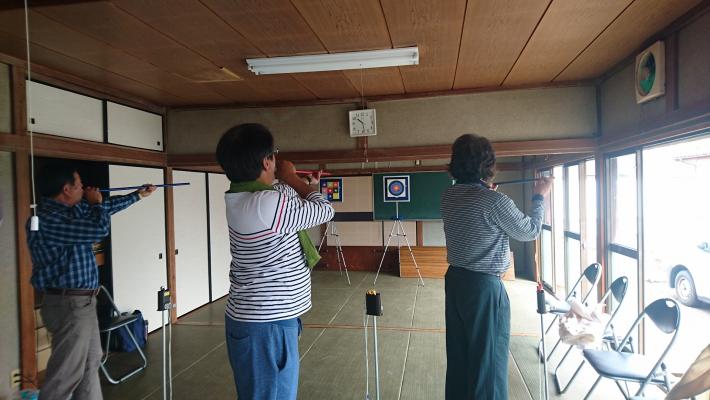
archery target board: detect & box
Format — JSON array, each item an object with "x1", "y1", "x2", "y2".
[
  {"x1": 320, "y1": 178, "x2": 343, "y2": 202},
  {"x1": 383, "y1": 175, "x2": 410, "y2": 202}
]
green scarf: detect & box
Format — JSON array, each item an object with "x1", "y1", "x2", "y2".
[{"x1": 228, "y1": 181, "x2": 321, "y2": 269}]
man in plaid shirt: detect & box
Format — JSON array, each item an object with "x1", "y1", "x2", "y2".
[{"x1": 27, "y1": 162, "x2": 155, "y2": 400}]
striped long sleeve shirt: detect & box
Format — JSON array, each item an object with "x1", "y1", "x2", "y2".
[
  {"x1": 225, "y1": 183, "x2": 335, "y2": 322},
  {"x1": 441, "y1": 183, "x2": 544, "y2": 276},
  {"x1": 28, "y1": 193, "x2": 140, "y2": 290}
]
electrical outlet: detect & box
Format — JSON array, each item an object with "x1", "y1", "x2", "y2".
[{"x1": 10, "y1": 369, "x2": 21, "y2": 389}]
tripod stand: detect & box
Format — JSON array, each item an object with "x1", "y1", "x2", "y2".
[
  {"x1": 373, "y1": 203, "x2": 424, "y2": 286},
  {"x1": 317, "y1": 221, "x2": 351, "y2": 285}
]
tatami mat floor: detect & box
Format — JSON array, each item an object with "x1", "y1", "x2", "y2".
[{"x1": 101, "y1": 270, "x2": 657, "y2": 399}]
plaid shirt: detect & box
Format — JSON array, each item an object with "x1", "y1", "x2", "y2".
[{"x1": 28, "y1": 193, "x2": 140, "y2": 290}]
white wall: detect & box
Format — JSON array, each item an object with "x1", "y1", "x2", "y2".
[
  {"x1": 0, "y1": 151, "x2": 19, "y2": 399},
  {"x1": 207, "y1": 173, "x2": 231, "y2": 300}
]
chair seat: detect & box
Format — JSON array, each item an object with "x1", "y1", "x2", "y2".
[
  {"x1": 100, "y1": 314, "x2": 139, "y2": 332},
  {"x1": 549, "y1": 301, "x2": 571, "y2": 314},
  {"x1": 583, "y1": 349, "x2": 664, "y2": 382}
]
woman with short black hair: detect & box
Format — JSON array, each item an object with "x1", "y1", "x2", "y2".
[{"x1": 441, "y1": 134, "x2": 552, "y2": 399}]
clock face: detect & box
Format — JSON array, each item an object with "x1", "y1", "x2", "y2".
[{"x1": 349, "y1": 109, "x2": 376, "y2": 137}]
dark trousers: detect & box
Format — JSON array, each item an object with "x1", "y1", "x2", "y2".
[{"x1": 445, "y1": 267, "x2": 511, "y2": 400}]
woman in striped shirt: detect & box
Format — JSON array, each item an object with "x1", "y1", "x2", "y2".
[
  {"x1": 216, "y1": 123, "x2": 334, "y2": 400},
  {"x1": 440, "y1": 134, "x2": 552, "y2": 399}
]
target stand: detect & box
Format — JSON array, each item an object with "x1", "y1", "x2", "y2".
[
  {"x1": 373, "y1": 202, "x2": 424, "y2": 286},
  {"x1": 317, "y1": 221, "x2": 351, "y2": 285}
]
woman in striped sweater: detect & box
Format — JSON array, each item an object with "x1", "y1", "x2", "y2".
[
  {"x1": 216, "y1": 123, "x2": 334, "y2": 400},
  {"x1": 440, "y1": 134, "x2": 552, "y2": 399}
]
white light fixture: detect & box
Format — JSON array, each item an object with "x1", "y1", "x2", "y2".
[{"x1": 246, "y1": 46, "x2": 419, "y2": 75}]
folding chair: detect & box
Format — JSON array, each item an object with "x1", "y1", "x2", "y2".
[
  {"x1": 97, "y1": 286, "x2": 148, "y2": 384},
  {"x1": 582, "y1": 298, "x2": 681, "y2": 399},
  {"x1": 538, "y1": 263, "x2": 602, "y2": 362},
  {"x1": 553, "y1": 276, "x2": 629, "y2": 394}
]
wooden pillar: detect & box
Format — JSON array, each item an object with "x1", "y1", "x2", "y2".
[
  {"x1": 415, "y1": 221, "x2": 423, "y2": 246},
  {"x1": 11, "y1": 64, "x2": 37, "y2": 389},
  {"x1": 164, "y1": 167, "x2": 178, "y2": 323}
]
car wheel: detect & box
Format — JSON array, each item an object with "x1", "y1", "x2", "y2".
[{"x1": 675, "y1": 270, "x2": 699, "y2": 307}]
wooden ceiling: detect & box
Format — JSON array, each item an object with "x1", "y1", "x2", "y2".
[{"x1": 0, "y1": 0, "x2": 702, "y2": 107}]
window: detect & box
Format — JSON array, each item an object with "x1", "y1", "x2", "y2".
[
  {"x1": 607, "y1": 153, "x2": 640, "y2": 341},
  {"x1": 641, "y1": 135, "x2": 710, "y2": 372}
]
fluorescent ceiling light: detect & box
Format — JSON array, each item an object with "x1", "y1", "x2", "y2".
[{"x1": 246, "y1": 46, "x2": 419, "y2": 75}]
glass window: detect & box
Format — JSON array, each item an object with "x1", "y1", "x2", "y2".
[
  {"x1": 609, "y1": 154, "x2": 638, "y2": 249},
  {"x1": 565, "y1": 237, "x2": 581, "y2": 294},
  {"x1": 553, "y1": 166, "x2": 566, "y2": 294},
  {"x1": 566, "y1": 164, "x2": 580, "y2": 233},
  {"x1": 609, "y1": 251, "x2": 639, "y2": 345},
  {"x1": 541, "y1": 228, "x2": 553, "y2": 286},
  {"x1": 641, "y1": 134, "x2": 710, "y2": 372}
]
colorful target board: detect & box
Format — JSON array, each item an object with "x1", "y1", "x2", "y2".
[
  {"x1": 383, "y1": 175, "x2": 410, "y2": 202},
  {"x1": 320, "y1": 178, "x2": 343, "y2": 202}
]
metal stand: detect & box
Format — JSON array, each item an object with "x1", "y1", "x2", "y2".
[
  {"x1": 158, "y1": 287, "x2": 174, "y2": 400},
  {"x1": 317, "y1": 221, "x2": 351, "y2": 285},
  {"x1": 536, "y1": 284, "x2": 550, "y2": 400},
  {"x1": 364, "y1": 291, "x2": 383, "y2": 400},
  {"x1": 373, "y1": 203, "x2": 424, "y2": 286}
]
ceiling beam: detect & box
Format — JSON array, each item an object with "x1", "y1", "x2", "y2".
[{"x1": 168, "y1": 137, "x2": 596, "y2": 168}]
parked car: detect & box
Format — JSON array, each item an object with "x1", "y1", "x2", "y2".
[{"x1": 669, "y1": 242, "x2": 710, "y2": 307}]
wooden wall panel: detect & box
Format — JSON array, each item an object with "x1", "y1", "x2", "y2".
[
  {"x1": 556, "y1": 0, "x2": 702, "y2": 81},
  {"x1": 505, "y1": 0, "x2": 633, "y2": 85},
  {"x1": 454, "y1": 0, "x2": 550, "y2": 88},
  {"x1": 319, "y1": 246, "x2": 399, "y2": 272},
  {"x1": 381, "y1": 0, "x2": 466, "y2": 92}
]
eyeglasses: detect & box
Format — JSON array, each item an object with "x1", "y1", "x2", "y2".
[{"x1": 268, "y1": 146, "x2": 280, "y2": 158}]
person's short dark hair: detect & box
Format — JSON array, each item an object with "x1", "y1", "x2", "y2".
[
  {"x1": 216, "y1": 123, "x2": 276, "y2": 182},
  {"x1": 448, "y1": 134, "x2": 496, "y2": 183},
  {"x1": 37, "y1": 161, "x2": 78, "y2": 198}
]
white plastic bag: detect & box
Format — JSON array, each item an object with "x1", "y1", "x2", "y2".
[{"x1": 558, "y1": 299, "x2": 610, "y2": 348}]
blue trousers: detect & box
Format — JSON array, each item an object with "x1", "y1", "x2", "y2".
[
  {"x1": 445, "y1": 267, "x2": 511, "y2": 400},
  {"x1": 225, "y1": 316, "x2": 301, "y2": 400}
]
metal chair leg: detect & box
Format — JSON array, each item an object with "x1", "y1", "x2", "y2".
[
  {"x1": 100, "y1": 325, "x2": 148, "y2": 384},
  {"x1": 553, "y1": 345, "x2": 587, "y2": 394},
  {"x1": 583, "y1": 375, "x2": 603, "y2": 400}
]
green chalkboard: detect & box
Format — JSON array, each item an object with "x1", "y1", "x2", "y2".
[{"x1": 373, "y1": 172, "x2": 454, "y2": 220}]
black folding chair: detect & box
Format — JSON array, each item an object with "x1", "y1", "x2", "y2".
[
  {"x1": 538, "y1": 263, "x2": 602, "y2": 362},
  {"x1": 553, "y1": 276, "x2": 629, "y2": 394},
  {"x1": 582, "y1": 298, "x2": 681, "y2": 399},
  {"x1": 97, "y1": 286, "x2": 148, "y2": 384}
]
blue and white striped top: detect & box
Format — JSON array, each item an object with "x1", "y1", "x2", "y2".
[
  {"x1": 224, "y1": 183, "x2": 334, "y2": 322},
  {"x1": 441, "y1": 183, "x2": 545, "y2": 276}
]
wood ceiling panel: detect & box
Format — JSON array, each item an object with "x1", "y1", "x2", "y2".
[
  {"x1": 454, "y1": 0, "x2": 550, "y2": 89},
  {"x1": 290, "y1": 0, "x2": 391, "y2": 52},
  {"x1": 200, "y1": 0, "x2": 325, "y2": 56},
  {"x1": 244, "y1": 75, "x2": 317, "y2": 102},
  {"x1": 111, "y1": 0, "x2": 261, "y2": 79},
  {"x1": 0, "y1": 31, "x2": 185, "y2": 106},
  {"x1": 505, "y1": 0, "x2": 633, "y2": 86},
  {"x1": 556, "y1": 0, "x2": 702, "y2": 81},
  {"x1": 0, "y1": 8, "x2": 227, "y2": 105},
  {"x1": 343, "y1": 67, "x2": 405, "y2": 96},
  {"x1": 33, "y1": 1, "x2": 230, "y2": 82},
  {"x1": 381, "y1": 0, "x2": 466, "y2": 92},
  {"x1": 291, "y1": 72, "x2": 360, "y2": 99}
]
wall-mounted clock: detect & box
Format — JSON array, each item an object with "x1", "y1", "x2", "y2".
[{"x1": 349, "y1": 109, "x2": 377, "y2": 137}]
